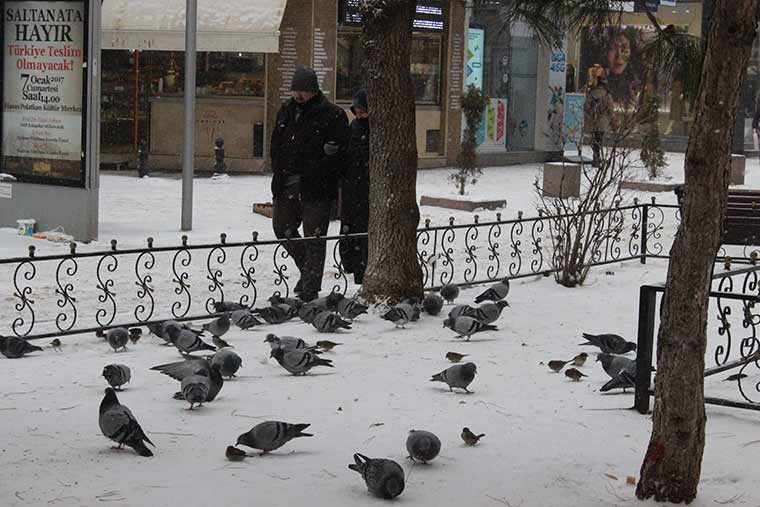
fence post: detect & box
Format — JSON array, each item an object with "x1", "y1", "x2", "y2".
[
  {"x1": 635, "y1": 285, "x2": 657, "y2": 414},
  {"x1": 640, "y1": 202, "x2": 648, "y2": 264}
]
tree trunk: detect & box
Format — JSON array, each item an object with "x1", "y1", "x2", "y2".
[
  {"x1": 636, "y1": 1, "x2": 757, "y2": 503},
  {"x1": 359, "y1": 0, "x2": 423, "y2": 303}
]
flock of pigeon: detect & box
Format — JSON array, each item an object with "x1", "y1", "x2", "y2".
[{"x1": 0, "y1": 275, "x2": 637, "y2": 499}]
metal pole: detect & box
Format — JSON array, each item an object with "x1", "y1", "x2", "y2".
[{"x1": 181, "y1": 0, "x2": 197, "y2": 231}]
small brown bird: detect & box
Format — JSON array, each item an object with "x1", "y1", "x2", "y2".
[
  {"x1": 50, "y1": 338, "x2": 62, "y2": 352},
  {"x1": 212, "y1": 335, "x2": 232, "y2": 349},
  {"x1": 316, "y1": 340, "x2": 342, "y2": 352},
  {"x1": 128, "y1": 328, "x2": 142, "y2": 345},
  {"x1": 565, "y1": 368, "x2": 587, "y2": 382},
  {"x1": 547, "y1": 360, "x2": 569, "y2": 372},
  {"x1": 571, "y1": 352, "x2": 588, "y2": 367},
  {"x1": 446, "y1": 352, "x2": 469, "y2": 363},
  {"x1": 461, "y1": 427, "x2": 485, "y2": 446},
  {"x1": 225, "y1": 445, "x2": 247, "y2": 462}
]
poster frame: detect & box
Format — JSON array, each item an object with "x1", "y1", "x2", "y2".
[{"x1": 0, "y1": 0, "x2": 90, "y2": 188}]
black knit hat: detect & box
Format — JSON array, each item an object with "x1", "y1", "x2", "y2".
[
  {"x1": 291, "y1": 66, "x2": 320, "y2": 92},
  {"x1": 350, "y1": 89, "x2": 368, "y2": 115}
]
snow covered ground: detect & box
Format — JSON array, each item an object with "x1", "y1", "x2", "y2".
[{"x1": 1, "y1": 155, "x2": 760, "y2": 506}]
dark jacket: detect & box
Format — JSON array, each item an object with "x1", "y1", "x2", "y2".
[
  {"x1": 270, "y1": 92, "x2": 350, "y2": 200},
  {"x1": 341, "y1": 117, "x2": 370, "y2": 224}
]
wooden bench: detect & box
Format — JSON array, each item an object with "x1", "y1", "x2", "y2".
[{"x1": 674, "y1": 186, "x2": 760, "y2": 246}]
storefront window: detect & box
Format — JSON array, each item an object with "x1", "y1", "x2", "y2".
[{"x1": 336, "y1": 30, "x2": 443, "y2": 104}]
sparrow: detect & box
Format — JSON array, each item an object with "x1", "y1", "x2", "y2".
[
  {"x1": 445, "y1": 352, "x2": 468, "y2": 363},
  {"x1": 548, "y1": 360, "x2": 569, "y2": 373},
  {"x1": 225, "y1": 445, "x2": 247, "y2": 462},
  {"x1": 50, "y1": 338, "x2": 62, "y2": 352},
  {"x1": 316, "y1": 340, "x2": 342, "y2": 352},
  {"x1": 571, "y1": 352, "x2": 588, "y2": 367},
  {"x1": 565, "y1": 368, "x2": 587, "y2": 382},
  {"x1": 461, "y1": 427, "x2": 485, "y2": 446}
]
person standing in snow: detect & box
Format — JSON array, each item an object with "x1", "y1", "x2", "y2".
[
  {"x1": 270, "y1": 67, "x2": 350, "y2": 302},
  {"x1": 339, "y1": 90, "x2": 370, "y2": 284},
  {"x1": 584, "y1": 75, "x2": 615, "y2": 168}
]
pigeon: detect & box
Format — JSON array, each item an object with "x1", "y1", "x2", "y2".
[
  {"x1": 98, "y1": 388, "x2": 154, "y2": 457},
  {"x1": 236, "y1": 421, "x2": 313, "y2": 454},
  {"x1": 252, "y1": 305, "x2": 292, "y2": 325},
  {"x1": 600, "y1": 370, "x2": 636, "y2": 392},
  {"x1": 212, "y1": 335, "x2": 232, "y2": 349},
  {"x1": 316, "y1": 340, "x2": 342, "y2": 352},
  {"x1": 311, "y1": 311, "x2": 352, "y2": 333},
  {"x1": 213, "y1": 301, "x2": 249, "y2": 312},
  {"x1": 445, "y1": 352, "x2": 468, "y2": 363},
  {"x1": 724, "y1": 373, "x2": 748, "y2": 382},
  {"x1": 148, "y1": 320, "x2": 203, "y2": 346},
  {"x1": 579, "y1": 333, "x2": 637, "y2": 354},
  {"x1": 474, "y1": 278, "x2": 510, "y2": 304},
  {"x1": 203, "y1": 314, "x2": 231, "y2": 338},
  {"x1": 468, "y1": 301, "x2": 510, "y2": 325},
  {"x1": 406, "y1": 430, "x2": 441, "y2": 463},
  {"x1": 166, "y1": 326, "x2": 216, "y2": 354},
  {"x1": 448, "y1": 304, "x2": 474, "y2": 320},
  {"x1": 270, "y1": 347, "x2": 333, "y2": 375},
  {"x1": 565, "y1": 368, "x2": 587, "y2": 382},
  {"x1": 336, "y1": 298, "x2": 369, "y2": 320},
  {"x1": 597, "y1": 354, "x2": 636, "y2": 379},
  {"x1": 96, "y1": 328, "x2": 130, "y2": 352},
  {"x1": 210, "y1": 349, "x2": 243, "y2": 378},
  {"x1": 268, "y1": 293, "x2": 304, "y2": 310},
  {"x1": 230, "y1": 309, "x2": 263, "y2": 330},
  {"x1": 0, "y1": 336, "x2": 43, "y2": 358},
  {"x1": 461, "y1": 427, "x2": 485, "y2": 446},
  {"x1": 443, "y1": 316, "x2": 497, "y2": 341},
  {"x1": 180, "y1": 369, "x2": 210, "y2": 409},
  {"x1": 264, "y1": 334, "x2": 317, "y2": 352},
  {"x1": 548, "y1": 360, "x2": 569, "y2": 373},
  {"x1": 401, "y1": 298, "x2": 422, "y2": 321},
  {"x1": 348, "y1": 453, "x2": 405, "y2": 499},
  {"x1": 430, "y1": 362, "x2": 477, "y2": 393},
  {"x1": 422, "y1": 293, "x2": 444, "y2": 316},
  {"x1": 381, "y1": 303, "x2": 416, "y2": 328},
  {"x1": 150, "y1": 357, "x2": 224, "y2": 402},
  {"x1": 440, "y1": 283, "x2": 459, "y2": 303},
  {"x1": 50, "y1": 338, "x2": 62, "y2": 352},
  {"x1": 571, "y1": 352, "x2": 588, "y2": 367},
  {"x1": 298, "y1": 305, "x2": 321, "y2": 324},
  {"x1": 128, "y1": 328, "x2": 142, "y2": 345},
  {"x1": 102, "y1": 364, "x2": 131, "y2": 390},
  {"x1": 305, "y1": 292, "x2": 345, "y2": 312},
  {"x1": 225, "y1": 445, "x2": 247, "y2": 462}
]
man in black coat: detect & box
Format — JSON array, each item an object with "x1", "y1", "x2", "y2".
[
  {"x1": 270, "y1": 67, "x2": 350, "y2": 301},
  {"x1": 339, "y1": 90, "x2": 370, "y2": 284}
]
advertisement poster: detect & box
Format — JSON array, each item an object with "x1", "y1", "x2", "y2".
[
  {"x1": 2, "y1": 1, "x2": 87, "y2": 185},
  {"x1": 476, "y1": 98, "x2": 507, "y2": 152},
  {"x1": 563, "y1": 93, "x2": 586, "y2": 153},
  {"x1": 546, "y1": 42, "x2": 567, "y2": 150},
  {"x1": 466, "y1": 27, "x2": 484, "y2": 90}
]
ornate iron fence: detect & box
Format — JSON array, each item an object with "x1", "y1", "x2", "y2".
[{"x1": 0, "y1": 199, "x2": 689, "y2": 342}]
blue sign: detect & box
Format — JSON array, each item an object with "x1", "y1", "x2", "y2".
[
  {"x1": 466, "y1": 27, "x2": 484, "y2": 90},
  {"x1": 563, "y1": 93, "x2": 586, "y2": 153}
]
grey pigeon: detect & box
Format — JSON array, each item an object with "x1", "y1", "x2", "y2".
[
  {"x1": 270, "y1": 347, "x2": 333, "y2": 375},
  {"x1": 474, "y1": 278, "x2": 510, "y2": 304},
  {"x1": 0, "y1": 335, "x2": 43, "y2": 358},
  {"x1": 337, "y1": 298, "x2": 369, "y2": 320},
  {"x1": 50, "y1": 338, "x2": 62, "y2": 352},
  {"x1": 148, "y1": 320, "x2": 203, "y2": 345},
  {"x1": 236, "y1": 421, "x2": 312, "y2": 454},
  {"x1": 263, "y1": 334, "x2": 317, "y2": 352},
  {"x1": 167, "y1": 326, "x2": 216, "y2": 354},
  {"x1": 212, "y1": 335, "x2": 232, "y2": 349},
  {"x1": 440, "y1": 283, "x2": 459, "y2": 303},
  {"x1": 469, "y1": 301, "x2": 509, "y2": 325},
  {"x1": 230, "y1": 309, "x2": 263, "y2": 330},
  {"x1": 422, "y1": 293, "x2": 444, "y2": 316},
  {"x1": 430, "y1": 362, "x2": 477, "y2": 392},
  {"x1": 298, "y1": 305, "x2": 321, "y2": 324},
  {"x1": 202, "y1": 313, "x2": 231, "y2": 338},
  {"x1": 96, "y1": 327, "x2": 130, "y2": 352},
  {"x1": 401, "y1": 298, "x2": 422, "y2": 321},
  {"x1": 99, "y1": 388, "x2": 154, "y2": 457},
  {"x1": 406, "y1": 430, "x2": 441, "y2": 463},
  {"x1": 311, "y1": 311, "x2": 352, "y2": 333},
  {"x1": 348, "y1": 453, "x2": 405, "y2": 499},
  {"x1": 448, "y1": 304, "x2": 474, "y2": 320},
  {"x1": 599, "y1": 358, "x2": 637, "y2": 392},
  {"x1": 381, "y1": 303, "x2": 416, "y2": 328},
  {"x1": 211, "y1": 349, "x2": 243, "y2": 378},
  {"x1": 443, "y1": 316, "x2": 497, "y2": 341},
  {"x1": 180, "y1": 369, "x2": 210, "y2": 409},
  {"x1": 150, "y1": 357, "x2": 224, "y2": 402},
  {"x1": 579, "y1": 333, "x2": 637, "y2": 354},
  {"x1": 597, "y1": 353, "x2": 635, "y2": 379},
  {"x1": 102, "y1": 364, "x2": 131, "y2": 390},
  {"x1": 128, "y1": 328, "x2": 142, "y2": 345},
  {"x1": 305, "y1": 292, "x2": 345, "y2": 312},
  {"x1": 213, "y1": 301, "x2": 248, "y2": 312},
  {"x1": 252, "y1": 305, "x2": 292, "y2": 325},
  {"x1": 268, "y1": 293, "x2": 304, "y2": 310}
]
